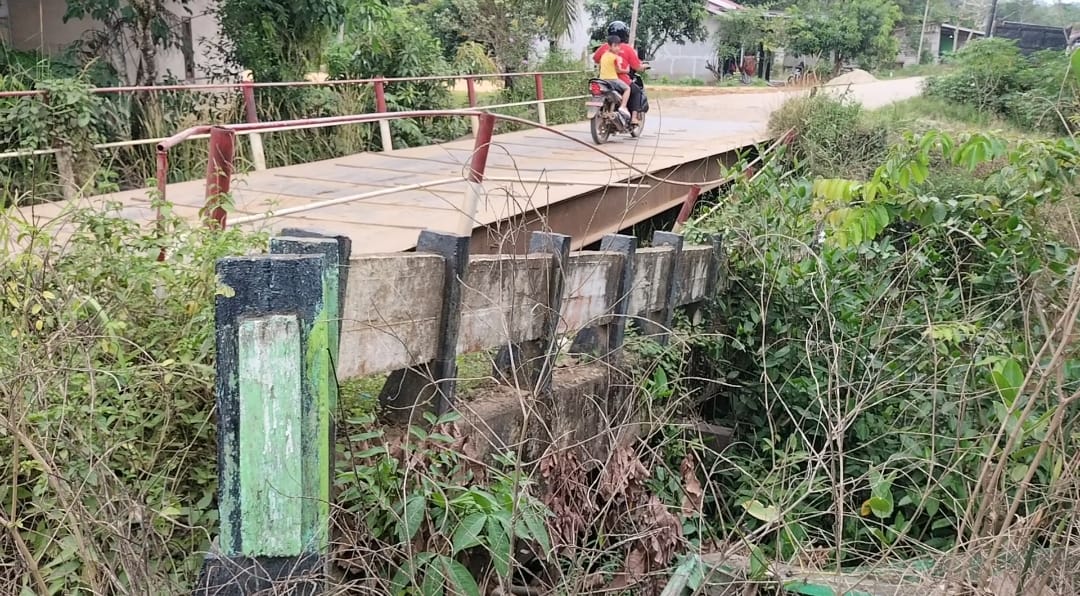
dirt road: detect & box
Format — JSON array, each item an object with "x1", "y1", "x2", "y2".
[{"x1": 653, "y1": 77, "x2": 925, "y2": 125}]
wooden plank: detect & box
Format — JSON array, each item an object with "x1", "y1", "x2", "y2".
[
  {"x1": 338, "y1": 253, "x2": 445, "y2": 377},
  {"x1": 457, "y1": 254, "x2": 551, "y2": 354},
  {"x1": 233, "y1": 191, "x2": 460, "y2": 228},
  {"x1": 628, "y1": 247, "x2": 675, "y2": 316},
  {"x1": 559, "y1": 251, "x2": 623, "y2": 332},
  {"x1": 675, "y1": 245, "x2": 713, "y2": 305},
  {"x1": 237, "y1": 315, "x2": 304, "y2": 557}
]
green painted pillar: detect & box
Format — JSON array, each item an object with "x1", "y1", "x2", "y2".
[{"x1": 195, "y1": 251, "x2": 336, "y2": 596}]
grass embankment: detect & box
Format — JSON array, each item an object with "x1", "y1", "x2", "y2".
[{"x1": 669, "y1": 90, "x2": 1080, "y2": 593}]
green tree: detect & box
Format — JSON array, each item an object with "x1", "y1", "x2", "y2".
[
  {"x1": 417, "y1": 0, "x2": 473, "y2": 61},
  {"x1": 64, "y1": 0, "x2": 191, "y2": 86},
  {"x1": 441, "y1": 0, "x2": 551, "y2": 74},
  {"x1": 215, "y1": 0, "x2": 349, "y2": 81},
  {"x1": 997, "y1": 0, "x2": 1080, "y2": 27},
  {"x1": 713, "y1": 7, "x2": 776, "y2": 62},
  {"x1": 324, "y1": 6, "x2": 465, "y2": 147},
  {"x1": 782, "y1": 0, "x2": 902, "y2": 74},
  {"x1": 585, "y1": 0, "x2": 708, "y2": 60}
]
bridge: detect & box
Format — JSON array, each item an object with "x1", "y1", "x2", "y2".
[{"x1": 12, "y1": 76, "x2": 923, "y2": 255}]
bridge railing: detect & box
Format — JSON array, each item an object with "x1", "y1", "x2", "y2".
[
  {"x1": 1, "y1": 70, "x2": 590, "y2": 199},
  {"x1": 197, "y1": 225, "x2": 726, "y2": 593}
]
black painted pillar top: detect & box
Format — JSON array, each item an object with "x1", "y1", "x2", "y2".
[
  {"x1": 706, "y1": 233, "x2": 726, "y2": 295},
  {"x1": 601, "y1": 234, "x2": 637, "y2": 360},
  {"x1": 652, "y1": 230, "x2": 685, "y2": 345},
  {"x1": 397, "y1": 230, "x2": 471, "y2": 416}
]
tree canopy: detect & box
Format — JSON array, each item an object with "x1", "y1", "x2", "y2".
[
  {"x1": 215, "y1": 0, "x2": 348, "y2": 81},
  {"x1": 783, "y1": 0, "x2": 902, "y2": 73},
  {"x1": 585, "y1": 0, "x2": 708, "y2": 60},
  {"x1": 713, "y1": 7, "x2": 776, "y2": 61}
]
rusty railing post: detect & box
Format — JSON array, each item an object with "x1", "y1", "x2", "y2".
[
  {"x1": 204, "y1": 126, "x2": 236, "y2": 231},
  {"x1": 459, "y1": 113, "x2": 495, "y2": 238},
  {"x1": 154, "y1": 148, "x2": 170, "y2": 261},
  {"x1": 466, "y1": 76, "x2": 479, "y2": 137},
  {"x1": 241, "y1": 78, "x2": 267, "y2": 171},
  {"x1": 672, "y1": 184, "x2": 702, "y2": 234},
  {"x1": 374, "y1": 77, "x2": 393, "y2": 152},
  {"x1": 534, "y1": 73, "x2": 547, "y2": 126}
]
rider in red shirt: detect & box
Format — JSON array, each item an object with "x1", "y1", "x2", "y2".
[{"x1": 592, "y1": 20, "x2": 644, "y2": 123}]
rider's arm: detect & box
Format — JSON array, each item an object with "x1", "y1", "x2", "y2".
[
  {"x1": 591, "y1": 44, "x2": 606, "y2": 64},
  {"x1": 623, "y1": 46, "x2": 643, "y2": 72}
]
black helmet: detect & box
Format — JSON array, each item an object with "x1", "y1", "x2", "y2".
[{"x1": 607, "y1": 21, "x2": 630, "y2": 44}]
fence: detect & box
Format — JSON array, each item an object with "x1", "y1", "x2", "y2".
[
  {"x1": 195, "y1": 225, "x2": 725, "y2": 593},
  {"x1": 1, "y1": 70, "x2": 589, "y2": 201}
]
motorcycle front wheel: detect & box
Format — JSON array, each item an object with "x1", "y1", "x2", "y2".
[{"x1": 590, "y1": 115, "x2": 611, "y2": 144}]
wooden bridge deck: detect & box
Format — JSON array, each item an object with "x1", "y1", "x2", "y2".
[{"x1": 14, "y1": 78, "x2": 923, "y2": 254}]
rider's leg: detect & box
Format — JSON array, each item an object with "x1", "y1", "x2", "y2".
[
  {"x1": 607, "y1": 80, "x2": 631, "y2": 117},
  {"x1": 629, "y1": 84, "x2": 642, "y2": 123}
]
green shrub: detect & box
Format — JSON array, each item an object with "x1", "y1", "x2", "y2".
[
  {"x1": 0, "y1": 76, "x2": 116, "y2": 206},
  {"x1": 925, "y1": 38, "x2": 1028, "y2": 113},
  {"x1": 768, "y1": 93, "x2": 890, "y2": 179},
  {"x1": 0, "y1": 203, "x2": 269, "y2": 593},
  {"x1": 686, "y1": 131, "x2": 1080, "y2": 565},
  {"x1": 925, "y1": 39, "x2": 1078, "y2": 133},
  {"x1": 325, "y1": 6, "x2": 468, "y2": 148}
]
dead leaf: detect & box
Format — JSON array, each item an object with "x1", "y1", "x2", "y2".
[
  {"x1": 680, "y1": 454, "x2": 704, "y2": 515},
  {"x1": 626, "y1": 547, "x2": 647, "y2": 581},
  {"x1": 987, "y1": 573, "x2": 1059, "y2": 596}
]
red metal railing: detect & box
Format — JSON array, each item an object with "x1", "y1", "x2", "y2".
[{"x1": 0, "y1": 69, "x2": 587, "y2": 172}]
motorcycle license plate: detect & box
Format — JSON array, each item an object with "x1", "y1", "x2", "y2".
[{"x1": 586, "y1": 101, "x2": 602, "y2": 118}]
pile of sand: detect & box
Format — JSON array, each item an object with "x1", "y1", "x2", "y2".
[{"x1": 828, "y1": 69, "x2": 878, "y2": 86}]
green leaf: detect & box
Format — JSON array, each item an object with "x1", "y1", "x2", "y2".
[
  {"x1": 444, "y1": 557, "x2": 482, "y2": 596},
  {"x1": 872, "y1": 204, "x2": 889, "y2": 230},
  {"x1": 866, "y1": 496, "x2": 893, "y2": 519},
  {"x1": 741, "y1": 499, "x2": 779, "y2": 523},
  {"x1": 452, "y1": 512, "x2": 487, "y2": 554},
  {"x1": 1009, "y1": 463, "x2": 1029, "y2": 484},
  {"x1": 390, "y1": 561, "x2": 417, "y2": 594},
  {"x1": 992, "y1": 358, "x2": 1024, "y2": 407},
  {"x1": 748, "y1": 543, "x2": 768, "y2": 579},
  {"x1": 422, "y1": 562, "x2": 445, "y2": 596},
  {"x1": 486, "y1": 515, "x2": 512, "y2": 578},
  {"x1": 402, "y1": 494, "x2": 427, "y2": 542},
  {"x1": 522, "y1": 509, "x2": 552, "y2": 555}
]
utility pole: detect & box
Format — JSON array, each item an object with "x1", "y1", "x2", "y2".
[
  {"x1": 984, "y1": 0, "x2": 999, "y2": 37},
  {"x1": 629, "y1": 0, "x2": 640, "y2": 48},
  {"x1": 916, "y1": 0, "x2": 931, "y2": 64}
]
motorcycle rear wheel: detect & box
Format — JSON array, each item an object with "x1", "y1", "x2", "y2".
[{"x1": 590, "y1": 115, "x2": 610, "y2": 144}]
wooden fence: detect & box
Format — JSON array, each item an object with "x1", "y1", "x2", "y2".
[{"x1": 194, "y1": 227, "x2": 725, "y2": 595}]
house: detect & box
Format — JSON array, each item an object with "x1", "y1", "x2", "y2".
[
  {"x1": 559, "y1": 0, "x2": 746, "y2": 80},
  {"x1": 994, "y1": 20, "x2": 1070, "y2": 54},
  {"x1": 647, "y1": 0, "x2": 743, "y2": 79},
  {"x1": 1, "y1": 0, "x2": 222, "y2": 83},
  {"x1": 896, "y1": 23, "x2": 984, "y2": 66}
]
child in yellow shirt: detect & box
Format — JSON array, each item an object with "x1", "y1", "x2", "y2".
[{"x1": 597, "y1": 34, "x2": 632, "y2": 119}]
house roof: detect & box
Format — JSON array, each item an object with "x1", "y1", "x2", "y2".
[
  {"x1": 706, "y1": 0, "x2": 744, "y2": 15},
  {"x1": 940, "y1": 22, "x2": 985, "y2": 36}
]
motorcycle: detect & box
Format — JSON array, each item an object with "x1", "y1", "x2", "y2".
[{"x1": 586, "y1": 68, "x2": 650, "y2": 145}]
